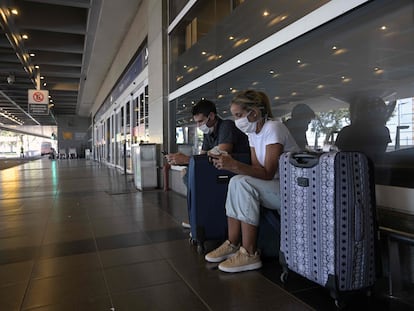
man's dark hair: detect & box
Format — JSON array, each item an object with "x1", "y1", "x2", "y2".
[{"x1": 191, "y1": 99, "x2": 217, "y2": 116}]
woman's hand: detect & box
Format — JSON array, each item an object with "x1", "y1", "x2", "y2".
[{"x1": 211, "y1": 154, "x2": 234, "y2": 170}]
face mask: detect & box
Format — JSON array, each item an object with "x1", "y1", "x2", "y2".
[
  {"x1": 235, "y1": 112, "x2": 257, "y2": 133},
  {"x1": 198, "y1": 117, "x2": 213, "y2": 134}
]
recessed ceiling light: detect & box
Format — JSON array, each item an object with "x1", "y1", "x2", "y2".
[
  {"x1": 22, "y1": 34, "x2": 29, "y2": 40},
  {"x1": 30, "y1": 53, "x2": 35, "y2": 57},
  {"x1": 229, "y1": 36, "x2": 234, "y2": 40},
  {"x1": 332, "y1": 46, "x2": 337, "y2": 50},
  {"x1": 380, "y1": 25, "x2": 387, "y2": 30},
  {"x1": 263, "y1": 10, "x2": 269, "y2": 17},
  {"x1": 11, "y1": 8, "x2": 18, "y2": 15},
  {"x1": 297, "y1": 59, "x2": 301, "y2": 64}
]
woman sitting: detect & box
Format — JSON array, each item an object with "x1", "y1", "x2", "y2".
[{"x1": 205, "y1": 89, "x2": 298, "y2": 273}]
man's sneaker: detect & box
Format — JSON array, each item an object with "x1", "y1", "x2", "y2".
[
  {"x1": 181, "y1": 221, "x2": 191, "y2": 229},
  {"x1": 218, "y1": 246, "x2": 262, "y2": 273},
  {"x1": 205, "y1": 240, "x2": 239, "y2": 263}
]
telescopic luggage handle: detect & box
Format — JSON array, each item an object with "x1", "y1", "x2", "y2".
[{"x1": 289, "y1": 152, "x2": 321, "y2": 168}]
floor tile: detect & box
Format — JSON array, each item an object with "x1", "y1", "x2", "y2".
[
  {"x1": 0, "y1": 261, "x2": 33, "y2": 286},
  {"x1": 32, "y1": 253, "x2": 101, "y2": 279},
  {"x1": 99, "y1": 244, "x2": 163, "y2": 268},
  {"x1": 104, "y1": 259, "x2": 181, "y2": 293},
  {"x1": 0, "y1": 282, "x2": 28, "y2": 311},
  {"x1": 111, "y1": 280, "x2": 209, "y2": 311},
  {"x1": 96, "y1": 231, "x2": 151, "y2": 251},
  {"x1": 22, "y1": 271, "x2": 108, "y2": 309},
  {"x1": 39, "y1": 239, "x2": 97, "y2": 258}
]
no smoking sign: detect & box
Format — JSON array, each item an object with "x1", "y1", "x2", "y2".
[{"x1": 28, "y1": 89, "x2": 49, "y2": 104}]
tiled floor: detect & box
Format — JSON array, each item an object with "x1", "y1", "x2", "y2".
[{"x1": 0, "y1": 158, "x2": 412, "y2": 311}]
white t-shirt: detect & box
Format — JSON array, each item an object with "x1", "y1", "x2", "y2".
[{"x1": 248, "y1": 119, "x2": 299, "y2": 178}]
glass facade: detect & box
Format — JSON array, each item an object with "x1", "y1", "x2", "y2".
[
  {"x1": 169, "y1": 0, "x2": 329, "y2": 92},
  {"x1": 168, "y1": 0, "x2": 414, "y2": 189}
]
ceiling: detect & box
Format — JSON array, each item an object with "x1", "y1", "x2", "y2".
[{"x1": 0, "y1": 0, "x2": 142, "y2": 127}]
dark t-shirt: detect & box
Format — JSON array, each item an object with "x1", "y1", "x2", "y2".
[
  {"x1": 335, "y1": 123, "x2": 391, "y2": 163},
  {"x1": 202, "y1": 118, "x2": 250, "y2": 154}
]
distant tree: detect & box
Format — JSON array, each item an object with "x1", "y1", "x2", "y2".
[
  {"x1": 0, "y1": 130, "x2": 19, "y2": 152},
  {"x1": 309, "y1": 109, "x2": 349, "y2": 146}
]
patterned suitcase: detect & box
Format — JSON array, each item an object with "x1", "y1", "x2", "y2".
[{"x1": 279, "y1": 151, "x2": 377, "y2": 306}]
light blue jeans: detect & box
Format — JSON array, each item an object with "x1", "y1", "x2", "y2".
[{"x1": 225, "y1": 175, "x2": 281, "y2": 226}]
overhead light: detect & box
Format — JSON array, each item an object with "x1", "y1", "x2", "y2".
[
  {"x1": 22, "y1": 34, "x2": 29, "y2": 40},
  {"x1": 380, "y1": 25, "x2": 387, "y2": 30},
  {"x1": 263, "y1": 10, "x2": 270, "y2": 17},
  {"x1": 10, "y1": 8, "x2": 18, "y2": 15},
  {"x1": 35, "y1": 65, "x2": 39, "y2": 69},
  {"x1": 30, "y1": 53, "x2": 35, "y2": 57}
]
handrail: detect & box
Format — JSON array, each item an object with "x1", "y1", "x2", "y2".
[{"x1": 379, "y1": 226, "x2": 414, "y2": 245}]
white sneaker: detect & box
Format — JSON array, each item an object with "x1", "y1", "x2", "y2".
[
  {"x1": 181, "y1": 221, "x2": 191, "y2": 229},
  {"x1": 204, "y1": 240, "x2": 239, "y2": 263},
  {"x1": 218, "y1": 246, "x2": 262, "y2": 273}
]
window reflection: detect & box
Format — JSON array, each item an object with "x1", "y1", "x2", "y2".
[{"x1": 169, "y1": 0, "x2": 414, "y2": 188}]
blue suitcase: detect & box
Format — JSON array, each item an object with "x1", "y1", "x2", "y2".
[
  {"x1": 279, "y1": 151, "x2": 378, "y2": 307},
  {"x1": 187, "y1": 154, "x2": 250, "y2": 253}
]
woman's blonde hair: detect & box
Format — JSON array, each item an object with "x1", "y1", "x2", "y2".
[{"x1": 231, "y1": 89, "x2": 273, "y2": 119}]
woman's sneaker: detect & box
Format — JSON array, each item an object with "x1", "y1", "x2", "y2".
[
  {"x1": 218, "y1": 247, "x2": 262, "y2": 273},
  {"x1": 204, "y1": 240, "x2": 239, "y2": 263}
]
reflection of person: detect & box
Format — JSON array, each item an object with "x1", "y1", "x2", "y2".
[
  {"x1": 335, "y1": 95, "x2": 391, "y2": 164},
  {"x1": 205, "y1": 90, "x2": 299, "y2": 273},
  {"x1": 165, "y1": 99, "x2": 250, "y2": 227},
  {"x1": 283, "y1": 103, "x2": 315, "y2": 149}
]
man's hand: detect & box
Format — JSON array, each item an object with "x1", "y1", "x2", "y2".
[{"x1": 164, "y1": 152, "x2": 190, "y2": 165}]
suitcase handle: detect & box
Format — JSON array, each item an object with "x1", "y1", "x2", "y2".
[
  {"x1": 355, "y1": 203, "x2": 364, "y2": 241},
  {"x1": 289, "y1": 152, "x2": 320, "y2": 168}
]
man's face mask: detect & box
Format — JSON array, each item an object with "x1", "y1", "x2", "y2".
[{"x1": 198, "y1": 116, "x2": 213, "y2": 134}]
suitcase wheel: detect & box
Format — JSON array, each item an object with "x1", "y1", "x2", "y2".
[
  {"x1": 280, "y1": 271, "x2": 288, "y2": 283},
  {"x1": 197, "y1": 244, "x2": 205, "y2": 254},
  {"x1": 334, "y1": 299, "x2": 346, "y2": 310}
]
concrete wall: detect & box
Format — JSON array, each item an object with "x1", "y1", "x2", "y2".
[{"x1": 56, "y1": 116, "x2": 90, "y2": 158}]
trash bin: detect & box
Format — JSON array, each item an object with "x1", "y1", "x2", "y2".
[{"x1": 131, "y1": 143, "x2": 158, "y2": 190}]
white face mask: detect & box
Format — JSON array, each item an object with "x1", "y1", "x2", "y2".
[
  {"x1": 235, "y1": 112, "x2": 257, "y2": 133},
  {"x1": 198, "y1": 117, "x2": 213, "y2": 134}
]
